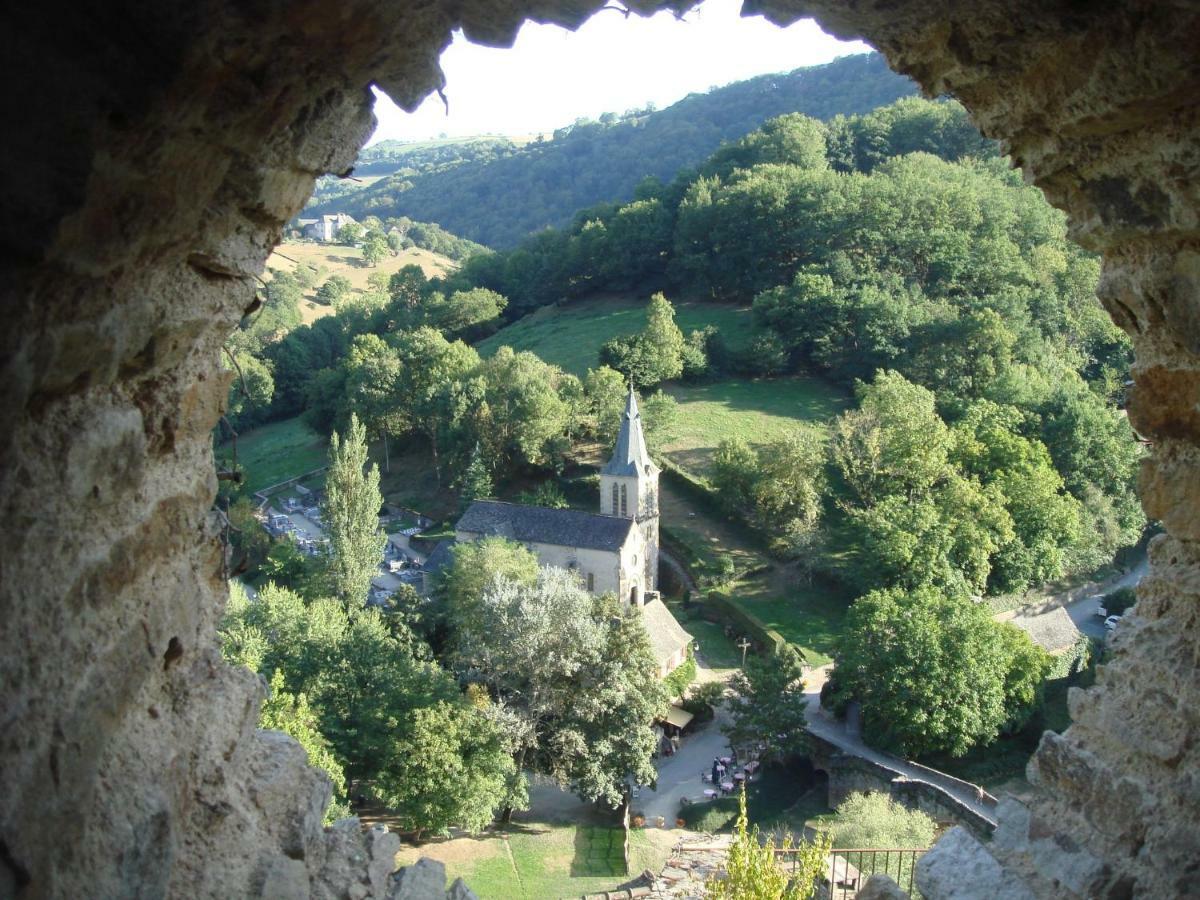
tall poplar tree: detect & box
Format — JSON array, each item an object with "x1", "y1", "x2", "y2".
[{"x1": 321, "y1": 413, "x2": 386, "y2": 607}]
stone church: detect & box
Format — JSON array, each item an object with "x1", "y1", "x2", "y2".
[{"x1": 441, "y1": 389, "x2": 692, "y2": 676}]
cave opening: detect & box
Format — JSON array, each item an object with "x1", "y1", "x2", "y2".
[{"x1": 1, "y1": 1, "x2": 1198, "y2": 897}]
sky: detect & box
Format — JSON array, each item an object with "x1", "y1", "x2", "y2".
[{"x1": 367, "y1": 0, "x2": 871, "y2": 144}]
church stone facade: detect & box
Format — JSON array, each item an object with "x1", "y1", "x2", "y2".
[
  {"x1": 456, "y1": 389, "x2": 664, "y2": 607},
  {"x1": 448, "y1": 390, "x2": 690, "y2": 675}
]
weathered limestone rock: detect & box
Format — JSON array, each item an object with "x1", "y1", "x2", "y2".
[
  {"x1": 1, "y1": 0, "x2": 1198, "y2": 897},
  {"x1": 856, "y1": 875, "x2": 911, "y2": 900},
  {"x1": 917, "y1": 829, "x2": 1035, "y2": 900}
]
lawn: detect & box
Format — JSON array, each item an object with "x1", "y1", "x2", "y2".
[
  {"x1": 663, "y1": 377, "x2": 850, "y2": 476},
  {"x1": 658, "y1": 477, "x2": 768, "y2": 580},
  {"x1": 476, "y1": 295, "x2": 757, "y2": 378},
  {"x1": 216, "y1": 417, "x2": 328, "y2": 494},
  {"x1": 664, "y1": 599, "x2": 742, "y2": 669},
  {"x1": 719, "y1": 571, "x2": 852, "y2": 668},
  {"x1": 392, "y1": 823, "x2": 673, "y2": 900}
]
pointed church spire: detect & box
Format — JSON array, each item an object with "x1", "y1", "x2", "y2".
[{"x1": 601, "y1": 387, "x2": 655, "y2": 476}]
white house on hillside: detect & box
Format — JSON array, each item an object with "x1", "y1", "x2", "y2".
[{"x1": 301, "y1": 212, "x2": 358, "y2": 242}]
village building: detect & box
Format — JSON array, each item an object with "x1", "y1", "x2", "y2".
[
  {"x1": 300, "y1": 211, "x2": 358, "y2": 242},
  {"x1": 426, "y1": 389, "x2": 692, "y2": 677}
]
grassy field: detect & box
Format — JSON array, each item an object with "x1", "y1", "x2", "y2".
[
  {"x1": 663, "y1": 599, "x2": 742, "y2": 669},
  {"x1": 722, "y1": 571, "x2": 851, "y2": 668},
  {"x1": 663, "y1": 377, "x2": 849, "y2": 475},
  {"x1": 266, "y1": 240, "x2": 457, "y2": 325},
  {"x1": 392, "y1": 823, "x2": 674, "y2": 900},
  {"x1": 476, "y1": 295, "x2": 757, "y2": 378},
  {"x1": 216, "y1": 417, "x2": 328, "y2": 494}
]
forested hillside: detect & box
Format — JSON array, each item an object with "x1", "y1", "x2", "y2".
[
  {"x1": 305, "y1": 136, "x2": 519, "y2": 209},
  {"x1": 227, "y1": 94, "x2": 1143, "y2": 764},
  {"x1": 306, "y1": 53, "x2": 916, "y2": 247},
  {"x1": 441, "y1": 96, "x2": 1142, "y2": 603}
]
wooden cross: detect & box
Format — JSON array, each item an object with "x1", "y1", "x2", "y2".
[{"x1": 737, "y1": 637, "x2": 752, "y2": 668}]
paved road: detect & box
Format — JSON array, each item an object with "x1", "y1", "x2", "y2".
[
  {"x1": 638, "y1": 659, "x2": 737, "y2": 825},
  {"x1": 1008, "y1": 557, "x2": 1148, "y2": 641},
  {"x1": 802, "y1": 666, "x2": 998, "y2": 825}
]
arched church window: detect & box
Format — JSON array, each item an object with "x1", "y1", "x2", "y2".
[
  {"x1": 620, "y1": 484, "x2": 628, "y2": 516},
  {"x1": 611, "y1": 483, "x2": 619, "y2": 515}
]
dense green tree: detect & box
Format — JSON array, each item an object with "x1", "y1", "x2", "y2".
[
  {"x1": 471, "y1": 347, "x2": 577, "y2": 471},
  {"x1": 387, "y1": 264, "x2": 428, "y2": 311},
  {"x1": 457, "y1": 569, "x2": 666, "y2": 807},
  {"x1": 222, "y1": 348, "x2": 275, "y2": 430},
  {"x1": 342, "y1": 334, "x2": 404, "y2": 470},
  {"x1": 724, "y1": 646, "x2": 809, "y2": 762},
  {"x1": 704, "y1": 112, "x2": 828, "y2": 177},
  {"x1": 517, "y1": 481, "x2": 569, "y2": 509},
  {"x1": 259, "y1": 540, "x2": 327, "y2": 600},
  {"x1": 751, "y1": 429, "x2": 826, "y2": 552},
  {"x1": 260, "y1": 669, "x2": 351, "y2": 824},
  {"x1": 641, "y1": 389, "x2": 679, "y2": 451},
  {"x1": 321, "y1": 414, "x2": 385, "y2": 606},
  {"x1": 441, "y1": 537, "x2": 540, "y2": 644},
  {"x1": 388, "y1": 327, "x2": 481, "y2": 482},
  {"x1": 316, "y1": 274, "x2": 352, "y2": 306},
  {"x1": 831, "y1": 371, "x2": 952, "y2": 506},
  {"x1": 832, "y1": 585, "x2": 1048, "y2": 756},
  {"x1": 712, "y1": 438, "x2": 760, "y2": 514},
  {"x1": 361, "y1": 231, "x2": 389, "y2": 266},
  {"x1": 584, "y1": 365, "x2": 629, "y2": 443},
  {"x1": 599, "y1": 293, "x2": 686, "y2": 387},
  {"x1": 336, "y1": 222, "x2": 364, "y2": 245},
  {"x1": 418, "y1": 287, "x2": 507, "y2": 339},
  {"x1": 376, "y1": 699, "x2": 516, "y2": 837},
  {"x1": 221, "y1": 583, "x2": 512, "y2": 833},
  {"x1": 458, "y1": 443, "x2": 493, "y2": 512}
]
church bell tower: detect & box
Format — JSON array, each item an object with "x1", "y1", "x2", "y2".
[{"x1": 599, "y1": 389, "x2": 660, "y2": 596}]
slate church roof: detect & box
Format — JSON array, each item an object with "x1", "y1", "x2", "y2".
[
  {"x1": 601, "y1": 389, "x2": 658, "y2": 478},
  {"x1": 457, "y1": 499, "x2": 635, "y2": 552},
  {"x1": 641, "y1": 598, "x2": 694, "y2": 668},
  {"x1": 422, "y1": 540, "x2": 455, "y2": 576},
  {"x1": 1010, "y1": 605, "x2": 1082, "y2": 654}
]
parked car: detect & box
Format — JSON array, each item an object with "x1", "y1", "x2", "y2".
[{"x1": 1104, "y1": 614, "x2": 1122, "y2": 631}]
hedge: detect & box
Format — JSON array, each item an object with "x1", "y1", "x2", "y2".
[
  {"x1": 1047, "y1": 634, "x2": 1093, "y2": 681},
  {"x1": 705, "y1": 589, "x2": 789, "y2": 657}
]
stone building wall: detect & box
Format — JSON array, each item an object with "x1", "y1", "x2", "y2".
[{"x1": 0, "y1": 0, "x2": 1197, "y2": 897}]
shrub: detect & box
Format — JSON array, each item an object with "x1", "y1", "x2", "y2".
[
  {"x1": 826, "y1": 792, "x2": 936, "y2": 849},
  {"x1": 662, "y1": 647, "x2": 697, "y2": 699},
  {"x1": 1103, "y1": 586, "x2": 1137, "y2": 616}
]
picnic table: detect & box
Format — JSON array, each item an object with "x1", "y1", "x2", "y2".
[
  {"x1": 721, "y1": 781, "x2": 735, "y2": 793},
  {"x1": 703, "y1": 789, "x2": 718, "y2": 799},
  {"x1": 733, "y1": 772, "x2": 746, "y2": 782},
  {"x1": 720, "y1": 756, "x2": 732, "y2": 765}
]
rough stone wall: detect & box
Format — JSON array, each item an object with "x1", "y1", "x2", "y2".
[
  {"x1": 816, "y1": 749, "x2": 994, "y2": 840},
  {"x1": 1, "y1": 0, "x2": 1198, "y2": 897}
]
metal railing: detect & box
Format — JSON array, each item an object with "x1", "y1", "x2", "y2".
[{"x1": 774, "y1": 847, "x2": 928, "y2": 899}]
